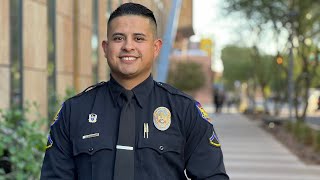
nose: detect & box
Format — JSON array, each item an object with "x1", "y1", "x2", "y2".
[{"x1": 122, "y1": 39, "x2": 134, "y2": 52}]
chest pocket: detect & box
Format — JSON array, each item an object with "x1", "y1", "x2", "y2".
[
  {"x1": 137, "y1": 131, "x2": 184, "y2": 179},
  {"x1": 137, "y1": 131, "x2": 183, "y2": 154},
  {"x1": 72, "y1": 133, "x2": 115, "y2": 180}
]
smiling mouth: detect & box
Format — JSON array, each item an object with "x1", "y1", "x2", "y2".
[{"x1": 120, "y1": 57, "x2": 137, "y2": 61}]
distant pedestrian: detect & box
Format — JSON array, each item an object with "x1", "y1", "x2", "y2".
[
  {"x1": 225, "y1": 92, "x2": 233, "y2": 113},
  {"x1": 214, "y1": 90, "x2": 225, "y2": 113}
]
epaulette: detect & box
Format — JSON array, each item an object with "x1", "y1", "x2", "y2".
[
  {"x1": 155, "y1": 81, "x2": 194, "y2": 100},
  {"x1": 71, "y1": 81, "x2": 107, "y2": 99}
]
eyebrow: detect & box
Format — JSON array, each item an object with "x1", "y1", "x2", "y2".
[
  {"x1": 112, "y1": 32, "x2": 147, "y2": 37},
  {"x1": 133, "y1": 33, "x2": 146, "y2": 37}
]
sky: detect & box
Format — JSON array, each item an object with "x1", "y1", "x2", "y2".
[
  {"x1": 192, "y1": 0, "x2": 240, "y2": 50},
  {"x1": 192, "y1": 0, "x2": 242, "y2": 72},
  {"x1": 192, "y1": 0, "x2": 287, "y2": 72}
]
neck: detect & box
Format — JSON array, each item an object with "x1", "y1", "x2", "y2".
[{"x1": 111, "y1": 73, "x2": 151, "y2": 90}]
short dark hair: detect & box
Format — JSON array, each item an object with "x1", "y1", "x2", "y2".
[{"x1": 108, "y1": 3, "x2": 157, "y2": 29}]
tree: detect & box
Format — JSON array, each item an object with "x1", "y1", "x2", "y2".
[
  {"x1": 224, "y1": 0, "x2": 320, "y2": 121},
  {"x1": 221, "y1": 45, "x2": 253, "y2": 90},
  {"x1": 167, "y1": 61, "x2": 206, "y2": 93},
  {"x1": 221, "y1": 45, "x2": 283, "y2": 114}
]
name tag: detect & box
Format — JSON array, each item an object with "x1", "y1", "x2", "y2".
[{"x1": 82, "y1": 133, "x2": 100, "y2": 139}]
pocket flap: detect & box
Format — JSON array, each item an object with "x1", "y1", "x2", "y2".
[
  {"x1": 137, "y1": 132, "x2": 183, "y2": 154},
  {"x1": 73, "y1": 133, "x2": 114, "y2": 156}
]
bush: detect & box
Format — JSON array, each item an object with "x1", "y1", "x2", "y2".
[
  {"x1": 293, "y1": 121, "x2": 306, "y2": 142},
  {"x1": 48, "y1": 87, "x2": 76, "y2": 126},
  {"x1": 303, "y1": 126, "x2": 315, "y2": 145},
  {"x1": 284, "y1": 121, "x2": 293, "y2": 132},
  {"x1": 290, "y1": 121, "x2": 320, "y2": 150},
  {"x1": 167, "y1": 61, "x2": 206, "y2": 92},
  {"x1": 0, "y1": 103, "x2": 47, "y2": 179},
  {"x1": 314, "y1": 131, "x2": 320, "y2": 152}
]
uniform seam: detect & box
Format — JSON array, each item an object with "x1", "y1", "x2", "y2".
[
  {"x1": 66, "y1": 82, "x2": 107, "y2": 101},
  {"x1": 155, "y1": 82, "x2": 193, "y2": 101}
]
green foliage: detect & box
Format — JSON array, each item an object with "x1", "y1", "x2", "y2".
[
  {"x1": 221, "y1": 45, "x2": 254, "y2": 90},
  {"x1": 288, "y1": 121, "x2": 320, "y2": 150},
  {"x1": 314, "y1": 131, "x2": 320, "y2": 152},
  {"x1": 48, "y1": 87, "x2": 76, "y2": 126},
  {"x1": 284, "y1": 121, "x2": 293, "y2": 132},
  {"x1": 0, "y1": 104, "x2": 47, "y2": 179},
  {"x1": 270, "y1": 59, "x2": 287, "y2": 94},
  {"x1": 224, "y1": 0, "x2": 320, "y2": 120},
  {"x1": 302, "y1": 124, "x2": 314, "y2": 145},
  {"x1": 224, "y1": 0, "x2": 288, "y2": 26},
  {"x1": 167, "y1": 61, "x2": 206, "y2": 92},
  {"x1": 65, "y1": 87, "x2": 77, "y2": 98},
  {"x1": 293, "y1": 121, "x2": 306, "y2": 142}
]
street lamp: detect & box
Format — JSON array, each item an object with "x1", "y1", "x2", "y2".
[{"x1": 276, "y1": 55, "x2": 283, "y2": 65}]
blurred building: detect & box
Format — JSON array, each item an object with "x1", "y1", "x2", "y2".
[
  {"x1": 171, "y1": 0, "x2": 214, "y2": 105},
  {"x1": 173, "y1": 0, "x2": 194, "y2": 53},
  {"x1": 0, "y1": 0, "x2": 172, "y2": 119}
]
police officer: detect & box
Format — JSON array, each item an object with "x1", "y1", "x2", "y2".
[{"x1": 40, "y1": 2, "x2": 229, "y2": 180}]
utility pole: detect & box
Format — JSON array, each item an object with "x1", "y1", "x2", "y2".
[
  {"x1": 156, "y1": 0, "x2": 182, "y2": 82},
  {"x1": 288, "y1": 32, "x2": 294, "y2": 121},
  {"x1": 287, "y1": 0, "x2": 297, "y2": 122}
]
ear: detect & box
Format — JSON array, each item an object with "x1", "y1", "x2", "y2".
[
  {"x1": 153, "y1": 39, "x2": 163, "y2": 58},
  {"x1": 102, "y1": 40, "x2": 108, "y2": 58}
]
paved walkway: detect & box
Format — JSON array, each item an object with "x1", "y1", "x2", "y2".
[{"x1": 210, "y1": 112, "x2": 320, "y2": 180}]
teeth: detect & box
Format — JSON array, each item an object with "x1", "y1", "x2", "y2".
[{"x1": 121, "y1": 57, "x2": 136, "y2": 61}]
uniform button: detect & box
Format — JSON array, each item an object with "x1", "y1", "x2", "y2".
[
  {"x1": 159, "y1": 146, "x2": 164, "y2": 151},
  {"x1": 88, "y1": 147, "x2": 94, "y2": 152}
]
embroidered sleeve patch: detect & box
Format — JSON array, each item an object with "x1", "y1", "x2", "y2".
[
  {"x1": 195, "y1": 102, "x2": 212, "y2": 122},
  {"x1": 209, "y1": 129, "x2": 221, "y2": 147}
]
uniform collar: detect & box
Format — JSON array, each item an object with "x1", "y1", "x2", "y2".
[
  {"x1": 109, "y1": 74, "x2": 154, "y2": 108},
  {"x1": 109, "y1": 76, "x2": 124, "y2": 107},
  {"x1": 131, "y1": 75, "x2": 154, "y2": 108}
]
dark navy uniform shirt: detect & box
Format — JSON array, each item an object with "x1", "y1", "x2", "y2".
[{"x1": 41, "y1": 75, "x2": 229, "y2": 180}]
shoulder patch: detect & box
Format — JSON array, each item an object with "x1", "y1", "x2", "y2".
[
  {"x1": 209, "y1": 129, "x2": 221, "y2": 147},
  {"x1": 195, "y1": 102, "x2": 212, "y2": 123}
]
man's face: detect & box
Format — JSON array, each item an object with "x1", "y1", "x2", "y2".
[{"x1": 102, "y1": 15, "x2": 162, "y2": 81}]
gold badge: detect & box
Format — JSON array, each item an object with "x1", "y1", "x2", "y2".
[{"x1": 153, "y1": 107, "x2": 171, "y2": 131}]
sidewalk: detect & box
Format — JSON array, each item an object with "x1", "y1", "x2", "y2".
[{"x1": 209, "y1": 111, "x2": 320, "y2": 180}]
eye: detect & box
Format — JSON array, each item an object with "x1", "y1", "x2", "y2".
[
  {"x1": 113, "y1": 36, "x2": 124, "y2": 41},
  {"x1": 135, "y1": 36, "x2": 145, "y2": 42}
]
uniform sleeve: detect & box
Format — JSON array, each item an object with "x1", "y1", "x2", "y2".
[
  {"x1": 184, "y1": 101, "x2": 229, "y2": 180},
  {"x1": 40, "y1": 102, "x2": 76, "y2": 179}
]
